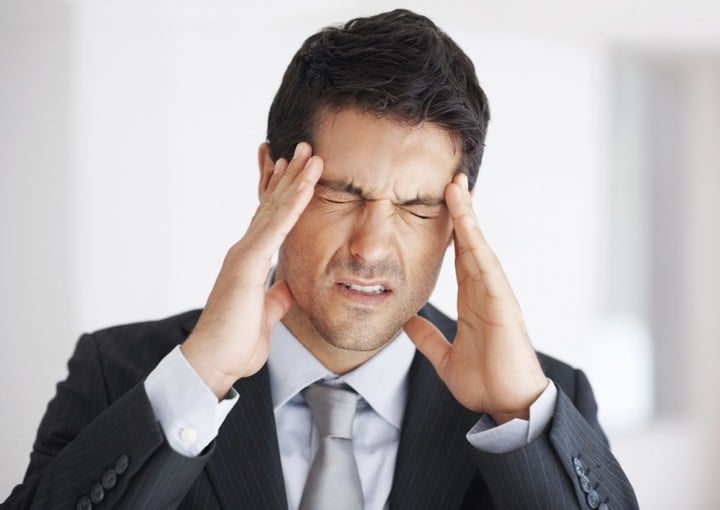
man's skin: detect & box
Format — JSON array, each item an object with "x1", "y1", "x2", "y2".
[{"x1": 181, "y1": 107, "x2": 548, "y2": 424}]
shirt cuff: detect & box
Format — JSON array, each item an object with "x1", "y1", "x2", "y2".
[
  {"x1": 144, "y1": 345, "x2": 239, "y2": 457},
  {"x1": 466, "y1": 379, "x2": 557, "y2": 454}
]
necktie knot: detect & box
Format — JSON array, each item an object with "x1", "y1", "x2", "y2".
[
  {"x1": 302, "y1": 384, "x2": 360, "y2": 439},
  {"x1": 299, "y1": 383, "x2": 364, "y2": 510}
]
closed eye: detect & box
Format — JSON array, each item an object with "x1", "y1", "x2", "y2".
[
  {"x1": 401, "y1": 205, "x2": 443, "y2": 220},
  {"x1": 320, "y1": 197, "x2": 359, "y2": 205}
]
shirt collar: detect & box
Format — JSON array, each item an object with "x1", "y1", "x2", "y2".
[{"x1": 267, "y1": 321, "x2": 416, "y2": 430}]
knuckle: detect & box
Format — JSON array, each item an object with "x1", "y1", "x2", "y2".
[{"x1": 256, "y1": 196, "x2": 281, "y2": 218}]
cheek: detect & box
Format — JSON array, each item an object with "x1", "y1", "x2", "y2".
[
  {"x1": 283, "y1": 209, "x2": 346, "y2": 264},
  {"x1": 412, "y1": 217, "x2": 453, "y2": 251},
  {"x1": 401, "y1": 224, "x2": 452, "y2": 271}
]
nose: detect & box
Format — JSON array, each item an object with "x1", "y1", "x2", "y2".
[{"x1": 348, "y1": 201, "x2": 396, "y2": 264}]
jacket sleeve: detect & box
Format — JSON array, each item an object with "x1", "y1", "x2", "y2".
[
  {"x1": 1, "y1": 333, "x2": 211, "y2": 510},
  {"x1": 471, "y1": 369, "x2": 639, "y2": 509}
]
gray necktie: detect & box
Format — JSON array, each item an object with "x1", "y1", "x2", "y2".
[{"x1": 299, "y1": 384, "x2": 364, "y2": 510}]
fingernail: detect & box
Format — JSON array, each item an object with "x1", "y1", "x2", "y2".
[
  {"x1": 294, "y1": 143, "x2": 304, "y2": 159},
  {"x1": 460, "y1": 173, "x2": 469, "y2": 190},
  {"x1": 274, "y1": 159, "x2": 283, "y2": 173}
]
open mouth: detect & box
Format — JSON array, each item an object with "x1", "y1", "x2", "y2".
[{"x1": 340, "y1": 283, "x2": 389, "y2": 294}]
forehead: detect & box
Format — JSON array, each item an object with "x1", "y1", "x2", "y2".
[{"x1": 312, "y1": 108, "x2": 461, "y2": 198}]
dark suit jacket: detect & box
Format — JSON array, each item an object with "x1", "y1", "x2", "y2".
[{"x1": 2, "y1": 304, "x2": 638, "y2": 509}]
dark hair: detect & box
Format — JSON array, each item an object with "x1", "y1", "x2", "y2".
[{"x1": 266, "y1": 9, "x2": 490, "y2": 190}]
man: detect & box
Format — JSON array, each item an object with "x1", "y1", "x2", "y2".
[{"x1": 3, "y1": 9, "x2": 638, "y2": 510}]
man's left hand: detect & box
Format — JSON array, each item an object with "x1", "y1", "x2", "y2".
[{"x1": 404, "y1": 173, "x2": 548, "y2": 424}]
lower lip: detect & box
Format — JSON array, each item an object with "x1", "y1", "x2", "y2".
[{"x1": 335, "y1": 283, "x2": 391, "y2": 306}]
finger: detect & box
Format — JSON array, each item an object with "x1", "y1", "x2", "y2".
[
  {"x1": 273, "y1": 142, "x2": 314, "y2": 195},
  {"x1": 265, "y1": 158, "x2": 288, "y2": 193},
  {"x1": 446, "y1": 174, "x2": 509, "y2": 297},
  {"x1": 264, "y1": 280, "x2": 294, "y2": 329},
  {"x1": 251, "y1": 153, "x2": 323, "y2": 252},
  {"x1": 404, "y1": 315, "x2": 452, "y2": 377}
]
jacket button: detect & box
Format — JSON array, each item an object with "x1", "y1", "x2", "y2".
[
  {"x1": 587, "y1": 489, "x2": 600, "y2": 508},
  {"x1": 102, "y1": 468, "x2": 117, "y2": 489},
  {"x1": 76, "y1": 496, "x2": 92, "y2": 510},
  {"x1": 89, "y1": 483, "x2": 104, "y2": 504},
  {"x1": 573, "y1": 456, "x2": 585, "y2": 476},
  {"x1": 599, "y1": 503, "x2": 609, "y2": 510},
  {"x1": 579, "y1": 474, "x2": 592, "y2": 493},
  {"x1": 115, "y1": 454, "x2": 130, "y2": 475}
]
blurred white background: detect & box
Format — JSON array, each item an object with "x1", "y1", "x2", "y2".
[{"x1": 1, "y1": 1, "x2": 719, "y2": 507}]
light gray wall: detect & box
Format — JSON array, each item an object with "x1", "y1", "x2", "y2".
[{"x1": 0, "y1": 0, "x2": 75, "y2": 493}]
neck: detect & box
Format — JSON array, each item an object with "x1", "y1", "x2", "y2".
[{"x1": 281, "y1": 307, "x2": 383, "y2": 375}]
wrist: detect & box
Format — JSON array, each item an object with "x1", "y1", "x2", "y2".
[
  {"x1": 180, "y1": 340, "x2": 238, "y2": 400},
  {"x1": 489, "y1": 378, "x2": 549, "y2": 424},
  {"x1": 490, "y1": 409, "x2": 529, "y2": 424}
]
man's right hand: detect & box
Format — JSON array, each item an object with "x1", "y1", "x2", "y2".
[{"x1": 181, "y1": 142, "x2": 323, "y2": 399}]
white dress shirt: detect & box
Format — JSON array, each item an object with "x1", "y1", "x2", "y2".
[
  {"x1": 144, "y1": 321, "x2": 557, "y2": 510},
  {"x1": 267, "y1": 321, "x2": 414, "y2": 510}
]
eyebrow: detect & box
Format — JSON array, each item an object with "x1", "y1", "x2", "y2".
[{"x1": 317, "y1": 178, "x2": 445, "y2": 206}]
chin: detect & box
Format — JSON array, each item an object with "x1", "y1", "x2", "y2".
[
  {"x1": 310, "y1": 315, "x2": 405, "y2": 353},
  {"x1": 324, "y1": 336, "x2": 390, "y2": 353}
]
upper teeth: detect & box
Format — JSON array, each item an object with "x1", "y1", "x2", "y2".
[{"x1": 345, "y1": 283, "x2": 386, "y2": 294}]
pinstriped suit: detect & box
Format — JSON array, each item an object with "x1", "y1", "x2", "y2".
[{"x1": 2, "y1": 304, "x2": 638, "y2": 509}]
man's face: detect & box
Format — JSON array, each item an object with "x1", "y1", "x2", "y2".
[{"x1": 275, "y1": 108, "x2": 460, "y2": 353}]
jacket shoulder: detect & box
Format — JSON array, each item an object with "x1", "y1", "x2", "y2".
[
  {"x1": 85, "y1": 309, "x2": 202, "y2": 400},
  {"x1": 91, "y1": 309, "x2": 201, "y2": 342}
]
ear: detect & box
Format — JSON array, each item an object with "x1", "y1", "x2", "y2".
[{"x1": 257, "y1": 142, "x2": 276, "y2": 200}]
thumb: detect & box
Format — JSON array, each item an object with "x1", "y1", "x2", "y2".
[
  {"x1": 404, "y1": 315, "x2": 452, "y2": 376},
  {"x1": 264, "y1": 280, "x2": 294, "y2": 330}
]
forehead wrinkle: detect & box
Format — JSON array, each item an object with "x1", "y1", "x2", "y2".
[
  {"x1": 313, "y1": 109, "x2": 460, "y2": 205},
  {"x1": 317, "y1": 178, "x2": 445, "y2": 206},
  {"x1": 317, "y1": 178, "x2": 365, "y2": 196}
]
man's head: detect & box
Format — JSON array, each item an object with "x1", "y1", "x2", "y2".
[
  {"x1": 261, "y1": 10, "x2": 490, "y2": 369},
  {"x1": 266, "y1": 9, "x2": 490, "y2": 191}
]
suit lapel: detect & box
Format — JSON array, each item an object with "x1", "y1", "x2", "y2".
[
  {"x1": 181, "y1": 312, "x2": 286, "y2": 509},
  {"x1": 203, "y1": 365, "x2": 288, "y2": 510},
  {"x1": 388, "y1": 305, "x2": 482, "y2": 510}
]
